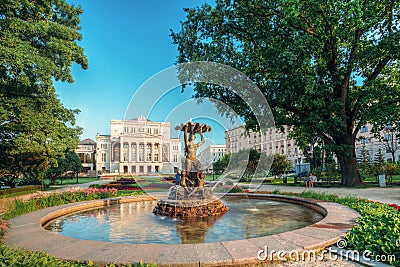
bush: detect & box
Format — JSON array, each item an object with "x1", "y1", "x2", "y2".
[
  {"x1": 346, "y1": 214, "x2": 400, "y2": 266},
  {"x1": 1, "y1": 188, "x2": 118, "y2": 220},
  {"x1": 0, "y1": 245, "x2": 156, "y2": 267},
  {"x1": 0, "y1": 185, "x2": 43, "y2": 196},
  {"x1": 264, "y1": 190, "x2": 400, "y2": 266}
]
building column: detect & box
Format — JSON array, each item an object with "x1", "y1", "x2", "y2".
[
  {"x1": 136, "y1": 142, "x2": 140, "y2": 162},
  {"x1": 128, "y1": 142, "x2": 131, "y2": 162},
  {"x1": 144, "y1": 142, "x2": 147, "y2": 162},
  {"x1": 151, "y1": 143, "x2": 154, "y2": 162},
  {"x1": 158, "y1": 143, "x2": 162, "y2": 162}
]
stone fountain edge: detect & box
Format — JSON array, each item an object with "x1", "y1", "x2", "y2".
[{"x1": 3, "y1": 193, "x2": 360, "y2": 267}]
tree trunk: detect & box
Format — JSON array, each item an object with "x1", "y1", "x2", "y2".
[{"x1": 336, "y1": 150, "x2": 362, "y2": 187}]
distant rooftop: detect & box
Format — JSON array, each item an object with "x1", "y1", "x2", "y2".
[{"x1": 79, "y1": 138, "x2": 96, "y2": 145}]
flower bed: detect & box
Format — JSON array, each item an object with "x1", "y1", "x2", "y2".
[
  {"x1": 0, "y1": 188, "x2": 150, "y2": 267},
  {"x1": 1, "y1": 187, "x2": 119, "y2": 221},
  {"x1": 255, "y1": 190, "x2": 400, "y2": 266}
]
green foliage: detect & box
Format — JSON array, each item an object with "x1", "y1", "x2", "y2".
[
  {"x1": 1, "y1": 188, "x2": 118, "y2": 220},
  {"x1": 227, "y1": 149, "x2": 272, "y2": 181},
  {"x1": 212, "y1": 153, "x2": 231, "y2": 174},
  {"x1": 0, "y1": 245, "x2": 157, "y2": 267},
  {"x1": 0, "y1": 185, "x2": 42, "y2": 196},
  {"x1": 46, "y1": 151, "x2": 83, "y2": 185},
  {"x1": 267, "y1": 190, "x2": 400, "y2": 266},
  {"x1": 270, "y1": 154, "x2": 291, "y2": 177},
  {"x1": 0, "y1": 0, "x2": 88, "y2": 188},
  {"x1": 171, "y1": 0, "x2": 400, "y2": 187},
  {"x1": 347, "y1": 214, "x2": 400, "y2": 266}
]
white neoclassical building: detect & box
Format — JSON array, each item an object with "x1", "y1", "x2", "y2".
[
  {"x1": 75, "y1": 138, "x2": 96, "y2": 175},
  {"x1": 96, "y1": 116, "x2": 182, "y2": 175}
]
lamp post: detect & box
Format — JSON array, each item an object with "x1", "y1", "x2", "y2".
[
  {"x1": 384, "y1": 122, "x2": 398, "y2": 163},
  {"x1": 295, "y1": 157, "x2": 301, "y2": 184}
]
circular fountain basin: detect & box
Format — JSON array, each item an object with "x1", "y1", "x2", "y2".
[
  {"x1": 43, "y1": 197, "x2": 324, "y2": 244},
  {"x1": 4, "y1": 194, "x2": 360, "y2": 266}
]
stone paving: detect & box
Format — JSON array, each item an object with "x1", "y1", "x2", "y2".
[{"x1": 250, "y1": 184, "x2": 400, "y2": 205}]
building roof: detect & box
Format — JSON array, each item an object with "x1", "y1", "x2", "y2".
[{"x1": 79, "y1": 138, "x2": 96, "y2": 145}]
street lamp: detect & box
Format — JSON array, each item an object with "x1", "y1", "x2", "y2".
[{"x1": 295, "y1": 157, "x2": 301, "y2": 184}]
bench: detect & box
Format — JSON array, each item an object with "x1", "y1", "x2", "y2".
[
  {"x1": 295, "y1": 177, "x2": 341, "y2": 187},
  {"x1": 315, "y1": 178, "x2": 341, "y2": 187}
]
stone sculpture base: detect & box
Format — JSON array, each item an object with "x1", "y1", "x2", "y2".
[{"x1": 153, "y1": 186, "x2": 228, "y2": 218}]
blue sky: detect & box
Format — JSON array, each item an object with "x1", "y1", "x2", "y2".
[{"x1": 55, "y1": 0, "x2": 241, "y2": 144}]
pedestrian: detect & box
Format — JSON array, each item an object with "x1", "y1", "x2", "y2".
[
  {"x1": 306, "y1": 174, "x2": 311, "y2": 188},
  {"x1": 175, "y1": 170, "x2": 181, "y2": 186},
  {"x1": 308, "y1": 173, "x2": 317, "y2": 188},
  {"x1": 283, "y1": 174, "x2": 288, "y2": 185}
]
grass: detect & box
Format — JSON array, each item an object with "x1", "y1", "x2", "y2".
[
  {"x1": 0, "y1": 189, "x2": 40, "y2": 199},
  {"x1": 45, "y1": 177, "x2": 99, "y2": 186}
]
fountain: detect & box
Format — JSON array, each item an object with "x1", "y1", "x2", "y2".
[{"x1": 153, "y1": 120, "x2": 228, "y2": 218}]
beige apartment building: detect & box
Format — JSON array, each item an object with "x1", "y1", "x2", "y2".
[
  {"x1": 225, "y1": 125, "x2": 303, "y2": 167},
  {"x1": 356, "y1": 124, "x2": 399, "y2": 163}
]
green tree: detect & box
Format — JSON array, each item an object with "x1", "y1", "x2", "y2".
[
  {"x1": 171, "y1": 0, "x2": 400, "y2": 186},
  {"x1": 227, "y1": 149, "x2": 271, "y2": 181},
  {"x1": 270, "y1": 154, "x2": 291, "y2": 178},
  {"x1": 213, "y1": 152, "x2": 231, "y2": 174},
  {"x1": 47, "y1": 151, "x2": 82, "y2": 185},
  {"x1": 0, "y1": 0, "x2": 88, "y2": 188}
]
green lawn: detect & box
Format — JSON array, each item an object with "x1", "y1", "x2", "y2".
[{"x1": 45, "y1": 177, "x2": 99, "y2": 186}]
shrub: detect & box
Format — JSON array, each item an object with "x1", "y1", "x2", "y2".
[
  {"x1": 1, "y1": 188, "x2": 118, "y2": 220},
  {"x1": 0, "y1": 185, "x2": 43, "y2": 196},
  {"x1": 346, "y1": 214, "x2": 400, "y2": 266},
  {"x1": 0, "y1": 245, "x2": 156, "y2": 267},
  {"x1": 264, "y1": 190, "x2": 400, "y2": 266}
]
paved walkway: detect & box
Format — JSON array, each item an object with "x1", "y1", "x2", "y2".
[{"x1": 247, "y1": 184, "x2": 400, "y2": 205}]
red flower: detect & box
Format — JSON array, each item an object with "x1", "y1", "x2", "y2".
[{"x1": 389, "y1": 203, "x2": 400, "y2": 211}]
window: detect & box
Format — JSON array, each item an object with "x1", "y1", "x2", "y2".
[
  {"x1": 131, "y1": 143, "x2": 137, "y2": 161},
  {"x1": 101, "y1": 153, "x2": 106, "y2": 162},
  {"x1": 154, "y1": 144, "x2": 159, "y2": 161},
  {"x1": 139, "y1": 144, "x2": 144, "y2": 161},
  {"x1": 123, "y1": 143, "x2": 129, "y2": 161},
  {"x1": 173, "y1": 154, "x2": 178, "y2": 162},
  {"x1": 154, "y1": 128, "x2": 159, "y2": 134},
  {"x1": 360, "y1": 126, "x2": 369, "y2": 133}
]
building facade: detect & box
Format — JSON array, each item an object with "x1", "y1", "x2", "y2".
[
  {"x1": 356, "y1": 124, "x2": 400, "y2": 163},
  {"x1": 199, "y1": 144, "x2": 226, "y2": 173},
  {"x1": 225, "y1": 125, "x2": 304, "y2": 167},
  {"x1": 95, "y1": 116, "x2": 182, "y2": 175},
  {"x1": 75, "y1": 139, "x2": 96, "y2": 175}
]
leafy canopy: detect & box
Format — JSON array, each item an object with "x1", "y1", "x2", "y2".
[
  {"x1": 0, "y1": 0, "x2": 88, "y2": 184},
  {"x1": 171, "y1": 0, "x2": 400, "y2": 186}
]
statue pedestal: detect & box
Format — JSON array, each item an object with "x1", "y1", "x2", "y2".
[{"x1": 153, "y1": 186, "x2": 228, "y2": 218}]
